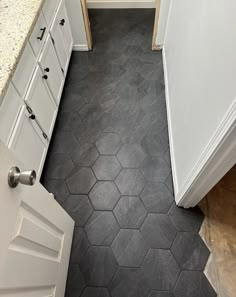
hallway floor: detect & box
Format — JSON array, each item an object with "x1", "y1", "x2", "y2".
[{"x1": 41, "y1": 9, "x2": 216, "y2": 297}]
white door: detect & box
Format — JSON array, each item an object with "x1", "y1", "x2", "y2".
[
  {"x1": 0, "y1": 141, "x2": 74, "y2": 297},
  {"x1": 39, "y1": 35, "x2": 65, "y2": 105}
]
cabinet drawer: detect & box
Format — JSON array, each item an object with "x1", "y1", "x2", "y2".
[
  {"x1": 24, "y1": 65, "x2": 58, "y2": 138},
  {"x1": 12, "y1": 42, "x2": 36, "y2": 98},
  {"x1": 39, "y1": 35, "x2": 64, "y2": 105},
  {"x1": 0, "y1": 83, "x2": 22, "y2": 145},
  {"x1": 29, "y1": 12, "x2": 48, "y2": 58},
  {"x1": 43, "y1": 0, "x2": 60, "y2": 26},
  {"x1": 8, "y1": 106, "x2": 48, "y2": 177}
]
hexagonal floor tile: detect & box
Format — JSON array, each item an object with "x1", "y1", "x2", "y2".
[
  {"x1": 115, "y1": 169, "x2": 146, "y2": 196},
  {"x1": 148, "y1": 292, "x2": 174, "y2": 297},
  {"x1": 141, "y1": 214, "x2": 177, "y2": 248},
  {"x1": 92, "y1": 156, "x2": 121, "y2": 180},
  {"x1": 96, "y1": 133, "x2": 122, "y2": 155},
  {"x1": 85, "y1": 211, "x2": 119, "y2": 246},
  {"x1": 165, "y1": 173, "x2": 174, "y2": 194},
  {"x1": 141, "y1": 132, "x2": 168, "y2": 157},
  {"x1": 70, "y1": 227, "x2": 90, "y2": 264},
  {"x1": 89, "y1": 181, "x2": 120, "y2": 210},
  {"x1": 63, "y1": 195, "x2": 93, "y2": 226},
  {"x1": 173, "y1": 271, "x2": 217, "y2": 297},
  {"x1": 117, "y1": 144, "x2": 147, "y2": 168},
  {"x1": 80, "y1": 247, "x2": 118, "y2": 286},
  {"x1": 114, "y1": 196, "x2": 147, "y2": 229},
  {"x1": 171, "y1": 232, "x2": 210, "y2": 270},
  {"x1": 70, "y1": 143, "x2": 99, "y2": 166},
  {"x1": 141, "y1": 156, "x2": 170, "y2": 183},
  {"x1": 111, "y1": 229, "x2": 149, "y2": 267},
  {"x1": 81, "y1": 287, "x2": 111, "y2": 297},
  {"x1": 109, "y1": 267, "x2": 149, "y2": 297},
  {"x1": 50, "y1": 131, "x2": 79, "y2": 154},
  {"x1": 45, "y1": 153, "x2": 74, "y2": 180},
  {"x1": 66, "y1": 167, "x2": 96, "y2": 194},
  {"x1": 168, "y1": 204, "x2": 204, "y2": 232},
  {"x1": 141, "y1": 249, "x2": 180, "y2": 291},
  {"x1": 43, "y1": 179, "x2": 69, "y2": 205},
  {"x1": 140, "y1": 183, "x2": 174, "y2": 213},
  {"x1": 65, "y1": 264, "x2": 85, "y2": 297}
]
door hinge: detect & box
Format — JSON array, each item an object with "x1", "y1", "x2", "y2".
[
  {"x1": 42, "y1": 132, "x2": 48, "y2": 140},
  {"x1": 61, "y1": 67, "x2": 64, "y2": 74},
  {"x1": 51, "y1": 37, "x2": 55, "y2": 45},
  {"x1": 26, "y1": 105, "x2": 33, "y2": 114}
]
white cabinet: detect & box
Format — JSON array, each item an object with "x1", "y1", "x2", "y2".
[
  {"x1": 8, "y1": 106, "x2": 48, "y2": 176},
  {"x1": 43, "y1": 0, "x2": 61, "y2": 26},
  {"x1": 50, "y1": 0, "x2": 73, "y2": 74},
  {"x1": 24, "y1": 66, "x2": 58, "y2": 138},
  {"x1": 39, "y1": 35, "x2": 64, "y2": 105}
]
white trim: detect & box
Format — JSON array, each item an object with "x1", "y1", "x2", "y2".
[
  {"x1": 162, "y1": 47, "x2": 179, "y2": 196},
  {"x1": 73, "y1": 44, "x2": 89, "y2": 51},
  {"x1": 87, "y1": 0, "x2": 156, "y2": 9},
  {"x1": 162, "y1": 46, "x2": 236, "y2": 208}
]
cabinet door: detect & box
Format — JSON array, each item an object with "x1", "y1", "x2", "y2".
[
  {"x1": 39, "y1": 35, "x2": 64, "y2": 105},
  {"x1": 50, "y1": 0, "x2": 73, "y2": 75},
  {"x1": 24, "y1": 66, "x2": 57, "y2": 138},
  {"x1": 8, "y1": 106, "x2": 48, "y2": 177}
]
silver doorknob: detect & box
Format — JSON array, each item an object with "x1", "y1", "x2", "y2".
[{"x1": 8, "y1": 167, "x2": 36, "y2": 188}]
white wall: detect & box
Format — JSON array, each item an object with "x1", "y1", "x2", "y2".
[
  {"x1": 66, "y1": 0, "x2": 89, "y2": 51},
  {"x1": 155, "y1": 0, "x2": 170, "y2": 46},
  {"x1": 163, "y1": 0, "x2": 236, "y2": 202}
]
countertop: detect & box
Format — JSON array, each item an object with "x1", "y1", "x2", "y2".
[{"x1": 0, "y1": 0, "x2": 45, "y2": 104}]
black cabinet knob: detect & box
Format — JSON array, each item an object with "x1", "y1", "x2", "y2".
[
  {"x1": 44, "y1": 68, "x2": 50, "y2": 72},
  {"x1": 60, "y1": 19, "x2": 65, "y2": 26},
  {"x1": 29, "y1": 114, "x2": 36, "y2": 120},
  {"x1": 42, "y1": 75, "x2": 48, "y2": 80}
]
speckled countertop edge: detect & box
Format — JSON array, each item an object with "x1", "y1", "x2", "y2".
[{"x1": 0, "y1": 0, "x2": 45, "y2": 104}]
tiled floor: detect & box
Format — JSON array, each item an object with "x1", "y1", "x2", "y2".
[{"x1": 41, "y1": 9, "x2": 217, "y2": 297}]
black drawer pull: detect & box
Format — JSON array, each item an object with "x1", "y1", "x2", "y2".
[
  {"x1": 29, "y1": 114, "x2": 36, "y2": 120},
  {"x1": 42, "y1": 75, "x2": 48, "y2": 80},
  {"x1": 44, "y1": 68, "x2": 50, "y2": 72},
  {"x1": 37, "y1": 27, "x2": 46, "y2": 41},
  {"x1": 60, "y1": 19, "x2": 65, "y2": 26}
]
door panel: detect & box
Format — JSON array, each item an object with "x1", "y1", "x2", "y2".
[
  {"x1": 24, "y1": 66, "x2": 57, "y2": 138},
  {"x1": 0, "y1": 141, "x2": 74, "y2": 297},
  {"x1": 39, "y1": 35, "x2": 64, "y2": 105}
]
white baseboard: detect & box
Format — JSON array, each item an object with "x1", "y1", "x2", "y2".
[
  {"x1": 87, "y1": 0, "x2": 156, "y2": 9},
  {"x1": 73, "y1": 44, "x2": 89, "y2": 51},
  {"x1": 162, "y1": 47, "x2": 179, "y2": 197}
]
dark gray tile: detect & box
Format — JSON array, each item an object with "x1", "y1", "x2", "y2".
[
  {"x1": 80, "y1": 246, "x2": 118, "y2": 286},
  {"x1": 174, "y1": 271, "x2": 217, "y2": 297},
  {"x1": 115, "y1": 169, "x2": 146, "y2": 196},
  {"x1": 81, "y1": 287, "x2": 111, "y2": 297},
  {"x1": 171, "y1": 232, "x2": 210, "y2": 270},
  {"x1": 42, "y1": 179, "x2": 69, "y2": 205},
  {"x1": 56, "y1": 110, "x2": 82, "y2": 132},
  {"x1": 141, "y1": 156, "x2": 170, "y2": 183},
  {"x1": 65, "y1": 264, "x2": 85, "y2": 297},
  {"x1": 92, "y1": 156, "x2": 121, "y2": 180},
  {"x1": 66, "y1": 167, "x2": 96, "y2": 194},
  {"x1": 63, "y1": 195, "x2": 93, "y2": 226},
  {"x1": 117, "y1": 144, "x2": 147, "y2": 168},
  {"x1": 165, "y1": 173, "x2": 174, "y2": 194},
  {"x1": 112, "y1": 229, "x2": 149, "y2": 267},
  {"x1": 96, "y1": 132, "x2": 122, "y2": 155},
  {"x1": 89, "y1": 181, "x2": 120, "y2": 210},
  {"x1": 149, "y1": 291, "x2": 174, "y2": 297},
  {"x1": 141, "y1": 214, "x2": 177, "y2": 249},
  {"x1": 140, "y1": 183, "x2": 174, "y2": 213},
  {"x1": 50, "y1": 131, "x2": 79, "y2": 154},
  {"x1": 70, "y1": 143, "x2": 99, "y2": 166},
  {"x1": 70, "y1": 227, "x2": 90, "y2": 264},
  {"x1": 168, "y1": 204, "x2": 204, "y2": 232},
  {"x1": 141, "y1": 249, "x2": 180, "y2": 291},
  {"x1": 114, "y1": 196, "x2": 147, "y2": 229},
  {"x1": 163, "y1": 149, "x2": 171, "y2": 166},
  {"x1": 75, "y1": 122, "x2": 103, "y2": 144},
  {"x1": 109, "y1": 267, "x2": 149, "y2": 297},
  {"x1": 141, "y1": 132, "x2": 168, "y2": 157},
  {"x1": 85, "y1": 211, "x2": 119, "y2": 246},
  {"x1": 45, "y1": 153, "x2": 74, "y2": 180}
]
